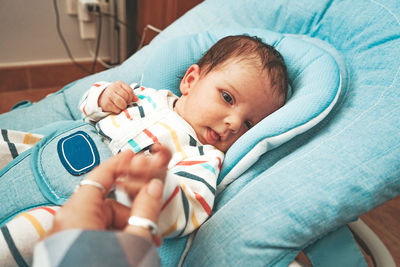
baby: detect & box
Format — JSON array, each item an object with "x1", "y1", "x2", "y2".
[
  {"x1": 79, "y1": 35, "x2": 288, "y2": 237},
  {"x1": 0, "y1": 35, "x2": 288, "y2": 265}
]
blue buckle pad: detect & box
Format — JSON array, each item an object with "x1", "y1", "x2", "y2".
[{"x1": 57, "y1": 131, "x2": 100, "y2": 175}]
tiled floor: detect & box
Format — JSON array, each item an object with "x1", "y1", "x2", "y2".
[{"x1": 0, "y1": 85, "x2": 399, "y2": 266}]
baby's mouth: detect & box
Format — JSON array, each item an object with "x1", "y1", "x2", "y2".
[{"x1": 205, "y1": 127, "x2": 221, "y2": 145}]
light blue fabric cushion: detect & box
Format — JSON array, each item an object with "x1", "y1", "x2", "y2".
[
  {"x1": 153, "y1": 0, "x2": 400, "y2": 266},
  {"x1": 140, "y1": 28, "x2": 342, "y2": 191}
]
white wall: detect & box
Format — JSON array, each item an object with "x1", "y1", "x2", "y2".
[{"x1": 0, "y1": 0, "x2": 112, "y2": 66}]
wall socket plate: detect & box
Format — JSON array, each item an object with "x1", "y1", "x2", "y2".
[
  {"x1": 68, "y1": 0, "x2": 109, "y2": 17},
  {"x1": 68, "y1": 0, "x2": 112, "y2": 40}
]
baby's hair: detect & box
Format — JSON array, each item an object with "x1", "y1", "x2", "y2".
[{"x1": 197, "y1": 35, "x2": 288, "y2": 107}]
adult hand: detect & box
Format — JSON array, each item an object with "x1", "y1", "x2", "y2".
[{"x1": 46, "y1": 144, "x2": 171, "y2": 245}]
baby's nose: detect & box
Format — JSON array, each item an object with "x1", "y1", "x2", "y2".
[{"x1": 225, "y1": 114, "x2": 242, "y2": 134}]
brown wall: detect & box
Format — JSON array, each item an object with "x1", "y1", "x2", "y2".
[{"x1": 136, "y1": 0, "x2": 203, "y2": 45}]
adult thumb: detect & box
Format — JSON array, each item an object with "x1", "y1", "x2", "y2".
[{"x1": 124, "y1": 178, "x2": 164, "y2": 245}]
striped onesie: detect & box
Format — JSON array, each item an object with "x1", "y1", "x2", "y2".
[
  {"x1": 0, "y1": 82, "x2": 224, "y2": 266},
  {"x1": 81, "y1": 82, "x2": 224, "y2": 238}
]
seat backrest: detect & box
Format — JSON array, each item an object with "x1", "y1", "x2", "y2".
[{"x1": 140, "y1": 28, "x2": 343, "y2": 193}]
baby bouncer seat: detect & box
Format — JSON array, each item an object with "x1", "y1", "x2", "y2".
[{"x1": 0, "y1": 0, "x2": 399, "y2": 266}]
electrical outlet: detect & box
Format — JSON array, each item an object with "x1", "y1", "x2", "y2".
[
  {"x1": 66, "y1": 0, "x2": 78, "y2": 15},
  {"x1": 76, "y1": 0, "x2": 110, "y2": 40},
  {"x1": 78, "y1": 0, "x2": 99, "y2": 22}
]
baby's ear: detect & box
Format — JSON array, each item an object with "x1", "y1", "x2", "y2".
[{"x1": 180, "y1": 64, "x2": 200, "y2": 95}]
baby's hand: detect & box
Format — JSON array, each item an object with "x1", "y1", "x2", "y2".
[{"x1": 98, "y1": 81, "x2": 138, "y2": 114}]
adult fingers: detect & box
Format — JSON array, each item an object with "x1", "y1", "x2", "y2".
[
  {"x1": 150, "y1": 143, "x2": 172, "y2": 169},
  {"x1": 117, "y1": 180, "x2": 148, "y2": 197},
  {"x1": 120, "y1": 145, "x2": 172, "y2": 198},
  {"x1": 125, "y1": 155, "x2": 153, "y2": 179},
  {"x1": 116, "y1": 155, "x2": 159, "y2": 205},
  {"x1": 86, "y1": 150, "x2": 135, "y2": 194},
  {"x1": 103, "y1": 199, "x2": 131, "y2": 229},
  {"x1": 47, "y1": 151, "x2": 140, "y2": 236},
  {"x1": 60, "y1": 151, "x2": 135, "y2": 230},
  {"x1": 148, "y1": 143, "x2": 172, "y2": 180},
  {"x1": 124, "y1": 179, "x2": 164, "y2": 244}
]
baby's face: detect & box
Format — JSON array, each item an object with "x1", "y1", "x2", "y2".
[{"x1": 175, "y1": 60, "x2": 280, "y2": 152}]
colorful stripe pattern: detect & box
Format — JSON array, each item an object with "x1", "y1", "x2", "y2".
[
  {"x1": 137, "y1": 94, "x2": 157, "y2": 109},
  {"x1": 174, "y1": 171, "x2": 216, "y2": 195},
  {"x1": 143, "y1": 129, "x2": 159, "y2": 143},
  {"x1": 1, "y1": 129, "x2": 18, "y2": 159},
  {"x1": 96, "y1": 123, "x2": 112, "y2": 142},
  {"x1": 194, "y1": 192, "x2": 212, "y2": 215},
  {"x1": 0, "y1": 206, "x2": 59, "y2": 266},
  {"x1": 123, "y1": 109, "x2": 133, "y2": 120},
  {"x1": 158, "y1": 121, "x2": 187, "y2": 160},
  {"x1": 18, "y1": 213, "x2": 46, "y2": 238},
  {"x1": 1, "y1": 226, "x2": 29, "y2": 267},
  {"x1": 0, "y1": 129, "x2": 43, "y2": 169},
  {"x1": 128, "y1": 139, "x2": 142, "y2": 153}
]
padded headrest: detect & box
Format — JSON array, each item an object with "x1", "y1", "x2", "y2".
[{"x1": 141, "y1": 29, "x2": 342, "y2": 192}]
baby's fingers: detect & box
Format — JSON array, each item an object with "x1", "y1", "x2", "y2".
[
  {"x1": 99, "y1": 89, "x2": 122, "y2": 113},
  {"x1": 110, "y1": 93, "x2": 129, "y2": 111},
  {"x1": 104, "y1": 102, "x2": 122, "y2": 114},
  {"x1": 114, "y1": 81, "x2": 138, "y2": 103},
  {"x1": 119, "y1": 81, "x2": 138, "y2": 102},
  {"x1": 125, "y1": 146, "x2": 171, "y2": 183}
]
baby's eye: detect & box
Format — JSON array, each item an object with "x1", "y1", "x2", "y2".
[
  {"x1": 245, "y1": 120, "x2": 253, "y2": 129},
  {"x1": 222, "y1": 91, "x2": 233, "y2": 104}
]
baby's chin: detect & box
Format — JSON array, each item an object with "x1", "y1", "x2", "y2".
[
  {"x1": 209, "y1": 142, "x2": 230, "y2": 153},
  {"x1": 218, "y1": 144, "x2": 230, "y2": 153}
]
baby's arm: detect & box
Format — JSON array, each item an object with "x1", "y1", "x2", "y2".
[
  {"x1": 79, "y1": 81, "x2": 137, "y2": 123},
  {"x1": 158, "y1": 147, "x2": 224, "y2": 238}
]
